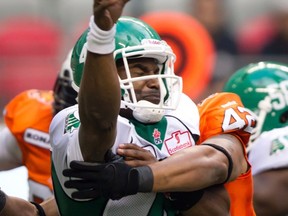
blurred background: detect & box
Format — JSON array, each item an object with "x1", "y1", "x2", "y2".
[
  {"x1": 1, "y1": 0, "x2": 288, "y2": 115},
  {"x1": 1, "y1": 0, "x2": 288, "y2": 200}
]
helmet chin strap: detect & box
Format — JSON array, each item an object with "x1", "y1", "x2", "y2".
[{"x1": 132, "y1": 100, "x2": 165, "y2": 123}]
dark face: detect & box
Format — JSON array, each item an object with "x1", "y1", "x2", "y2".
[{"x1": 117, "y1": 58, "x2": 161, "y2": 104}]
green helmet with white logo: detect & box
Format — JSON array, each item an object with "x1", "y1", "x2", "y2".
[
  {"x1": 71, "y1": 16, "x2": 182, "y2": 123},
  {"x1": 223, "y1": 61, "x2": 288, "y2": 140}
]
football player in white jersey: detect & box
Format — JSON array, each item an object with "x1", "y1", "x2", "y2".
[
  {"x1": 223, "y1": 61, "x2": 288, "y2": 216},
  {"x1": 51, "y1": 0, "x2": 257, "y2": 215},
  {"x1": 49, "y1": 0, "x2": 202, "y2": 215}
]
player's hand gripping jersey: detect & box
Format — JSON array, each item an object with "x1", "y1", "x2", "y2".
[
  {"x1": 50, "y1": 93, "x2": 200, "y2": 216},
  {"x1": 198, "y1": 92, "x2": 256, "y2": 216},
  {"x1": 3, "y1": 90, "x2": 54, "y2": 203}
]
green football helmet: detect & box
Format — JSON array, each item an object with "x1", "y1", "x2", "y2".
[
  {"x1": 223, "y1": 61, "x2": 288, "y2": 141},
  {"x1": 71, "y1": 16, "x2": 182, "y2": 123}
]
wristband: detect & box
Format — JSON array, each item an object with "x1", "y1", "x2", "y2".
[
  {"x1": 136, "y1": 166, "x2": 154, "y2": 192},
  {"x1": 87, "y1": 15, "x2": 116, "y2": 54},
  {"x1": 31, "y1": 202, "x2": 46, "y2": 216},
  {"x1": 0, "y1": 189, "x2": 6, "y2": 213}
]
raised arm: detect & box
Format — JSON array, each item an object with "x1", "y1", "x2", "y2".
[{"x1": 77, "y1": 0, "x2": 128, "y2": 162}]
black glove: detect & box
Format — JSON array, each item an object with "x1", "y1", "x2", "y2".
[
  {"x1": 63, "y1": 150, "x2": 153, "y2": 200},
  {"x1": 63, "y1": 160, "x2": 139, "y2": 200}
]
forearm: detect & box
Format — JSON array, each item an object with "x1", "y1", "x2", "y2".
[
  {"x1": 78, "y1": 15, "x2": 120, "y2": 127},
  {"x1": 78, "y1": 16, "x2": 121, "y2": 161},
  {"x1": 40, "y1": 196, "x2": 59, "y2": 216},
  {"x1": 0, "y1": 190, "x2": 38, "y2": 216},
  {"x1": 79, "y1": 53, "x2": 120, "y2": 161},
  {"x1": 148, "y1": 145, "x2": 228, "y2": 192},
  {"x1": 148, "y1": 134, "x2": 247, "y2": 192},
  {"x1": 79, "y1": 52, "x2": 120, "y2": 126},
  {"x1": 180, "y1": 185, "x2": 230, "y2": 216}
]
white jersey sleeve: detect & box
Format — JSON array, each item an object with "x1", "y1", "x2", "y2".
[
  {"x1": 49, "y1": 105, "x2": 82, "y2": 197},
  {"x1": 248, "y1": 126, "x2": 288, "y2": 175}
]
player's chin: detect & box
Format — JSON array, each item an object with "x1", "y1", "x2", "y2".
[{"x1": 141, "y1": 96, "x2": 160, "y2": 105}]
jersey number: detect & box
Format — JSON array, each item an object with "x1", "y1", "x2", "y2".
[{"x1": 222, "y1": 107, "x2": 256, "y2": 133}]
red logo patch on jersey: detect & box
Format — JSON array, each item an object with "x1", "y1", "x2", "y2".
[
  {"x1": 152, "y1": 128, "x2": 162, "y2": 145},
  {"x1": 165, "y1": 130, "x2": 193, "y2": 155}
]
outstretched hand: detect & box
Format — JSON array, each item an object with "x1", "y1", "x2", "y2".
[{"x1": 93, "y1": 0, "x2": 130, "y2": 31}]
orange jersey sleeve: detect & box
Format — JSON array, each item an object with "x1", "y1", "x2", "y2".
[
  {"x1": 197, "y1": 92, "x2": 256, "y2": 216},
  {"x1": 4, "y1": 90, "x2": 54, "y2": 195}
]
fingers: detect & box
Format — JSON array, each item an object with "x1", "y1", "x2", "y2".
[
  {"x1": 117, "y1": 144, "x2": 158, "y2": 166},
  {"x1": 117, "y1": 147, "x2": 147, "y2": 159},
  {"x1": 118, "y1": 143, "x2": 148, "y2": 155},
  {"x1": 69, "y1": 161, "x2": 104, "y2": 171},
  {"x1": 93, "y1": 0, "x2": 117, "y2": 30},
  {"x1": 93, "y1": 0, "x2": 128, "y2": 30},
  {"x1": 62, "y1": 169, "x2": 102, "y2": 180},
  {"x1": 62, "y1": 169, "x2": 91, "y2": 179},
  {"x1": 64, "y1": 180, "x2": 96, "y2": 190},
  {"x1": 104, "y1": 149, "x2": 124, "y2": 162},
  {"x1": 117, "y1": 144, "x2": 154, "y2": 159},
  {"x1": 119, "y1": 143, "x2": 144, "y2": 150},
  {"x1": 62, "y1": 161, "x2": 107, "y2": 180},
  {"x1": 124, "y1": 153, "x2": 157, "y2": 166},
  {"x1": 94, "y1": 0, "x2": 118, "y2": 9},
  {"x1": 124, "y1": 159, "x2": 150, "y2": 167},
  {"x1": 71, "y1": 189, "x2": 101, "y2": 199}
]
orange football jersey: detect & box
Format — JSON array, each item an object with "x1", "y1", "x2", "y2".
[
  {"x1": 4, "y1": 89, "x2": 54, "y2": 203},
  {"x1": 197, "y1": 92, "x2": 256, "y2": 216}
]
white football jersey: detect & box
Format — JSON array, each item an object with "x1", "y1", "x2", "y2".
[
  {"x1": 249, "y1": 126, "x2": 288, "y2": 176},
  {"x1": 49, "y1": 93, "x2": 200, "y2": 216}
]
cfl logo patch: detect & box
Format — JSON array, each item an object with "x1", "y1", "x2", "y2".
[{"x1": 64, "y1": 111, "x2": 80, "y2": 134}]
